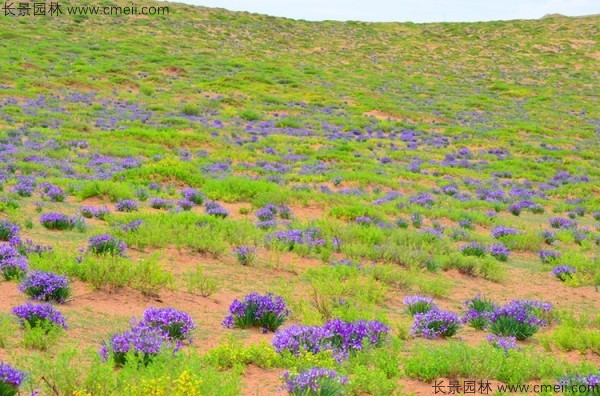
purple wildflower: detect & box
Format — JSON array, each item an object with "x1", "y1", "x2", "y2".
[
  {"x1": 282, "y1": 368, "x2": 347, "y2": 395},
  {"x1": 222, "y1": 293, "x2": 290, "y2": 332},
  {"x1": 491, "y1": 226, "x2": 518, "y2": 238},
  {"x1": 411, "y1": 308, "x2": 461, "y2": 339},
  {"x1": 87, "y1": 235, "x2": 127, "y2": 256},
  {"x1": 115, "y1": 200, "x2": 139, "y2": 212},
  {"x1": 18, "y1": 270, "x2": 70, "y2": 303},
  {"x1": 11, "y1": 302, "x2": 68, "y2": 329},
  {"x1": 551, "y1": 265, "x2": 576, "y2": 281},
  {"x1": 136, "y1": 307, "x2": 195, "y2": 342},
  {"x1": 489, "y1": 243, "x2": 511, "y2": 261}
]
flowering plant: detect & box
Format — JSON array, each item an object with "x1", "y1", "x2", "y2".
[
  {"x1": 12, "y1": 302, "x2": 68, "y2": 330},
  {"x1": 39, "y1": 213, "x2": 77, "y2": 230},
  {"x1": 462, "y1": 295, "x2": 498, "y2": 330},
  {"x1": 403, "y1": 295, "x2": 436, "y2": 315},
  {"x1": 551, "y1": 265, "x2": 576, "y2": 281},
  {"x1": 205, "y1": 201, "x2": 229, "y2": 218},
  {"x1": 232, "y1": 246, "x2": 257, "y2": 266},
  {"x1": 115, "y1": 199, "x2": 139, "y2": 212},
  {"x1": 222, "y1": 293, "x2": 290, "y2": 332},
  {"x1": 99, "y1": 326, "x2": 172, "y2": 367},
  {"x1": 538, "y1": 249, "x2": 561, "y2": 263},
  {"x1": 88, "y1": 235, "x2": 127, "y2": 256},
  {"x1": 79, "y1": 206, "x2": 110, "y2": 220},
  {"x1": 282, "y1": 368, "x2": 347, "y2": 396},
  {"x1": 411, "y1": 308, "x2": 461, "y2": 339},
  {"x1": 0, "y1": 362, "x2": 26, "y2": 396},
  {"x1": 488, "y1": 300, "x2": 552, "y2": 340},
  {"x1": 459, "y1": 242, "x2": 487, "y2": 257},
  {"x1": 487, "y1": 334, "x2": 519, "y2": 354},
  {"x1": 0, "y1": 256, "x2": 28, "y2": 281},
  {"x1": 136, "y1": 307, "x2": 195, "y2": 342},
  {"x1": 489, "y1": 243, "x2": 510, "y2": 261},
  {"x1": 18, "y1": 270, "x2": 71, "y2": 303},
  {"x1": 491, "y1": 226, "x2": 518, "y2": 238},
  {"x1": 0, "y1": 220, "x2": 19, "y2": 242}
]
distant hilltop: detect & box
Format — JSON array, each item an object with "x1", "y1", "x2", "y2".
[{"x1": 541, "y1": 13, "x2": 599, "y2": 19}]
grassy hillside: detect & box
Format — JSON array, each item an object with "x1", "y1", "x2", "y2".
[{"x1": 0, "y1": 2, "x2": 599, "y2": 395}]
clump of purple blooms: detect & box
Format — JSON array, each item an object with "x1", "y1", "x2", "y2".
[
  {"x1": 557, "y1": 373, "x2": 600, "y2": 391},
  {"x1": 181, "y1": 188, "x2": 205, "y2": 205},
  {"x1": 462, "y1": 295, "x2": 498, "y2": 330},
  {"x1": 539, "y1": 249, "x2": 561, "y2": 263},
  {"x1": 489, "y1": 243, "x2": 511, "y2": 261},
  {"x1": 488, "y1": 300, "x2": 552, "y2": 340},
  {"x1": 39, "y1": 212, "x2": 77, "y2": 230},
  {"x1": 459, "y1": 242, "x2": 487, "y2": 257},
  {"x1": 0, "y1": 362, "x2": 26, "y2": 396},
  {"x1": 18, "y1": 270, "x2": 70, "y2": 303},
  {"x1": 136, "y1": 307, "x2": 195, "y2": 342},
  {"x1": 12, "y1": 177, "x2": 35, "y2": 197},
  {"x1": 222, "y1": 293, "x2": 290, "y2": 332},
  {"x1": 116, "y1": 220, "x2": 143, "y2": 232},
  {"x1": 205, "y1": 201, "x2": 229, "y2": 218},
  {"x1": 272, "y1": 319, "x2": 389, "y2": 361},
  {"x1": 549, "y1": 217, "x2": 576, "y2": 229},
  {"x1": 99, "y1": 325, "x2": 172, "y2": 367},
  {"x1": 487, "y1": 334, "x2": 519, "y2": 354},
  {"x1": 266, "y1": 228, "x2": 326, "y2": 250},
  {"x1": 87, "y1": 235, "x2": 127, "y2": 256},
  {"x1": 541, "y1": 230, "x2": 557, "y2": 245},
  {"x1": 282, "y1": 367, "x2": 347, "y2": 396},
  {"x1": 177, "y1": 198, "x2": 195, "y2": 211},
  {"x1": 355, "y1": 216, "x2": 373, "y2": 226},
  {"x1": 115, "y1": 199, "x2": 139, "y2": 212},
  {"x1": 411, "y1": 308, "x2": 461, "y2": 339},
  {"x1": 40, "y1": 183, "x2": 66, "y2": 202},
  {"x1": 79, "y1": 206, "x2": 110, "y2": 220},
  {"x1": 0, "y1": 255, "x2": 28, "y2": 281},
  {"x1": 491, "y1": 226, "x2": 518, "y2": 239},
  {"x1": 409, "y1": 193, "x2": 435, "y2": 208},
  {"x1": 0, "y1": 220, "x2": 19, "y2": 242},
  {"x1": 403, "y1": 295, "x2": 436, "y2": 315},
  {"x1": 232, "y1": 246, "x2": 257, "y2": 266},
  {"x1": 149, "y1": 197, "x2": 173, "y2": 210},
  {"x1": 11, "y1": 302, "x2": 68, "y2": 330},
  {"x1": 551, "y1": 265, "x2": 576, "y2": 281}
]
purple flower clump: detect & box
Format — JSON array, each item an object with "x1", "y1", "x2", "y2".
[
  {"x1": 538, "y1": 249, "x2": 561, "y2": 263},
  {"x1": 548, "y1": 217, "x2": 576, "y2": 229},
  {"x1": 489, "y1": 243, "x2": 511, "y2": 261},
  {"x1": 551, "y1": 265, "x2": 576, "y2": 281},
  {"x1": 136, "y1": 307, "x2": 195, "y2": 342},
  {"x1": 266, "y1": 228, "x2": 326, "y2": 250},
  {"x1": 40, "y1": 183, "x2": 66, "y2": 202},
  {"x1": 491, "y1": 226, "x2": 518, "y2": 238},
  {"x1": 115, "y1": 199, "x2": 139, "y2": 212},
  {"x1": 0, "y1": 362, "x2": 26, "y2": 394},
  {"x1": 12, "y1": 302, "x2": 68, "y2": 329},
  {"x1": 205, "y1": 201, "x2": 229, "y2": 218},
  {"x1": 88, "y1": 235, "x2": 127, "y2": 256},
  {"x1": 0, "y1": 220, "x2": 19, "y2": 242},
  {"x1": 222, "y1": 293, "x2": 290, "y2": 332},
  {"x1": 18, "y1": 270, "x2": 70, "y2": 303},
  {"x1": 149, "y1": 197, "x2": 173, "y2": 209},
  {"x1": 39, "y1": 212, "x2": 76, "y2": 230},
  {"x1": 99, "y1": 326, "x2": 172, "y2": 366},
  {"x1": 177, "y1": 199, "x2": 195, "y2": 211},
  {"x1": 489, "y1": 300, "x2": 552, "y2": 340},
  {"x1": 0, "y1": 256, "x2": 28, "y2": 281},
  {"x1": 272, "y1": 319, "x2": 389, "y2": 361},
  {"x1": 232, "y1": 246, "x2": 257, "y2": 266},
  {"x1": 79, "y1": 206, "x2": 110, "y2": 220},
  {"x1": 411, "y1": 308, "x2": 461, "y2": 339},
  {"x1": 181, "y1": 188, "x2": 205, "y2": 205},
  {"x1": 282, "y1": 367, "x2": 347, "y2": 395},
  {"x1": 403, "y1": 295, "x2": 436, "y2": 315},
  {"x1": 487, "y1": 334, "x2": 519, "y2": 354},
  {"x1": 409, "y1": 193, "x2": 435, "y2": 208}
]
